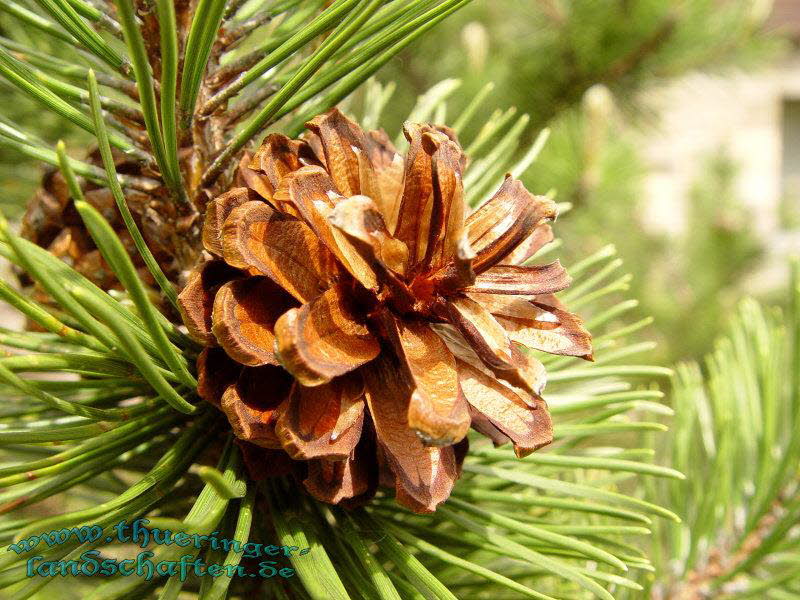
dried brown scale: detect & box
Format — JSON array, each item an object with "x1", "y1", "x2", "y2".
[
  {"x1": 178, "y1": 108, "x2": 593, "y2": 513},
  {"x1": 133, "y1": 0, "x2": 163, "y2": 79},
  {"x1": 217, "y1": 12, "x2": 274, "y2": 50},
  {"x1": 225, "y1": 83, "x2": 281, "y2": 125}
]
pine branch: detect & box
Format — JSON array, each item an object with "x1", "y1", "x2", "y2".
[
  {"x1": 0, "y1": 46, "x2": 143, "y2": 158},
  {"x1": 0, "y1": 0, "x2": 694, "y2": 590},
  {"x1": 33, "y1": 0, "x2": 128, "y2": 72},
  {"x1": 647, "y1": 260, "x2": 800, "y2": 598}
]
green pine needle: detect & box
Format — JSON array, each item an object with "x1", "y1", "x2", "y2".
[
  {"x1": 111, "y1": 0, "x2": 182, "y2": 195},
  {"x1": 32, "y1": 0, "x2": 126, "y2": 70},
  {"x1": 86, "y1": 70, "x2": 182, "y2": 312},
  {"x1": 179, "y1": 0, "x2": 229, "y2": 127}
]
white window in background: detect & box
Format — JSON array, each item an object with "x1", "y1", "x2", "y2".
[{"x1": 780, "y1": 97, "x2": 800, "y2": 229}]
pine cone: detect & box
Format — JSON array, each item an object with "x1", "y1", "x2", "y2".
[
  {"x1": 20, "y1": 147, "x2": 200, "y2": 295},
  {"x1": 178, "y1": 108, "x2": 593, "y2": 513}
]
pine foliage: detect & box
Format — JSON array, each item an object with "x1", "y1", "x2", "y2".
[
  {"x1": 0, "y1": 67, "x2": 675, "y2": 598},
  {"x1": 0, "y1": 0, "x2": 793, "y2": 598},
  {"x1": 640, "y1": 262, "x2": 800, "y2": 599}
]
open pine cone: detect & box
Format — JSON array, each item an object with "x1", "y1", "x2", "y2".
[
  {"x1": 20, "y1": 148, "x2": 199, "y2": 295},
  {"x1": 178, "y1": 108, "x2": 593, "y2": 513}
]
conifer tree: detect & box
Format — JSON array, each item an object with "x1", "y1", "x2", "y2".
[{"x1": 0, "y1": 1, "x2": 794, "y2": 598}]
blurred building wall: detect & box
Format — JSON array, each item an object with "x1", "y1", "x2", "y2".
[
  {"x1": 636, "y1": 48, "x2": 800, "y2": 285},
  {"x1": 636, "y1": 62, "x2": 800, "y2": 236},
  {"x1": 639, "y1": 0, "x2": 800, "y2": 243}
]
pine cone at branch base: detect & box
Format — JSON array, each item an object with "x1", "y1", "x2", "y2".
[
  {"x1": 20, "y1": 147, "x2": 201, "y2": 298},
  {"x1": 179, "y1": 108, "x2": 593, "y2": 513}
]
